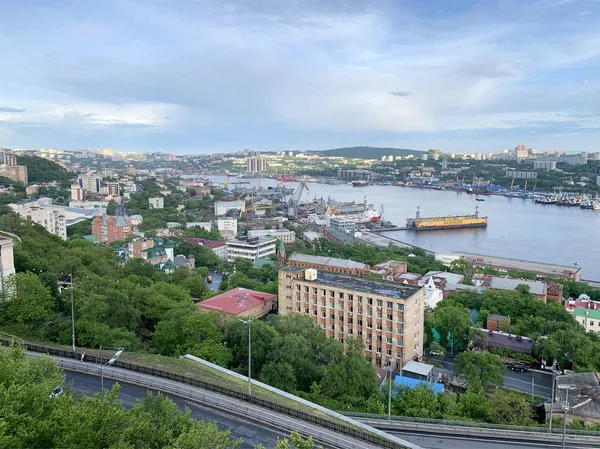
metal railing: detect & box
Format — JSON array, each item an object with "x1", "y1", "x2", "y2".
[
  {"x1": 344, "y1": 412, "x2": 600, "y2": 437},
  {"x1": 0, "y1": 338, "x2": 412, "y2": 449}
]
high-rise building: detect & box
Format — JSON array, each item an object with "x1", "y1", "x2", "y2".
[
  {"x1": 0, "y1": 151, "x2": 28, "y2": 185},
  {"x1": 108, "y1": 182, "x2": 120, "y2": 196},
  {"x1": 441, "y1": 157, "x2": 448, "y2": 170},
  {"x1": 246, "y1": 156, "x2": 267, "y2": 172},
  {"x1": 515, "y1": 144, "x2": 529, "y2": 159},
  {"x1": 225, "y1": 236, "x2": 276, "y2": 262},
  {"x1": 78, "y1": 173, "x2": 101, "y2": 193},
  {"x1": 71, "y1": 184, "x2": 85, "y2": 201},
  {"x1": 278, "y1": 267, "x2": 424, "y2": 371}
]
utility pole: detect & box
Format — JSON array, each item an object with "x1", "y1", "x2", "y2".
[
  {"x1": 387, "y1": 359, "x2": 393, "y2": 420},
  {"x1": 70, "y1": 273, "x2": 76, "y2": 353},
  {"x1": 549, "y1": 369, "x2": 556, "y2": 433},
  {"x1": 531, "y1": 377, "x2": 535, "y2": 406}
]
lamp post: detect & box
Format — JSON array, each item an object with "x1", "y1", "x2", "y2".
[
  {"x1": 99, "y1": 347, "x2": 125, "y2": 391},
  {"x1": 387, "y1": 358, "x2": 394, "y2": 421},
  {"x1": 549, "y1": 367, "x2": 557, "y2": 434},
  {"x1": 70, "y1": 273, "x2": 75, "y2": 353},
  {"x1": 558, "y1": 384, "x2": 573, "y2": 449},
  {"x1": 237, "y1": 297, "x2": 253, "y2": 396}
]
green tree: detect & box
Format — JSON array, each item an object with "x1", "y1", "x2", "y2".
[
  {"x1": 484, "y1": 390, "x2": 535, "y2": 425},
  {"x1": 429, "y1": 304, "x2": 472, "y2": 354},
  {"x1": 454, "y1": 351, "x2": 504, "y2": 391},
  {"x1": 1, "y1": 272, "x2": 55, "y2": 330}
]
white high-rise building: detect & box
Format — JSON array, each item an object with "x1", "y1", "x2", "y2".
[{"x1": 9, "y1": 203, "x2": 67, "y2": 239}]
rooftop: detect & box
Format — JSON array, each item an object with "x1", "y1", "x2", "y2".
[
  {"x1": 424, "y1": 271, "x2": 464, "y2": 285},
  {"x1": 573, "y1": 308, "x2": 600, "y2": 320},
  {"x1": 282, "y1": 266, "x2": 420, "y2": 299},
  {"x1": 196, "y1": 287, "x2": 277, "y2": 315},
  {"x1": 184, "y1": 238, "x2": 226, "y2": 249},
  {"x1": 547, "y1": 372, "x2": 600, "y2": 419},
  {"x1": 476, "y1": 328, "x2": 534, "y2": 353},
  {"x1": 226, "y1": 236, "x2": 276, "y2": 247},
  {"x1": 288, "y1": 253, "x2": 367, "y2": 270},
  {"x1": 488, "y1": 276, "x2": 547, "y2": 296},
  {"x1": 402, "y1": 361, "x2": 434, "y2": 377}
]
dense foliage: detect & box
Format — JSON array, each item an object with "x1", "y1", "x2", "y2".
[
  {"x1": 16, "y1": 155, "x2": 74, "y2": 183},
  {"x1": 0, "y1": 345, "x2": 322, "y2": 449}
]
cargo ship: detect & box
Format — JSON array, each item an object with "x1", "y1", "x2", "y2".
[
  {"x1": 277, "y1": 176, "x2": 297, "y2": 182},
  {"x1": 406, "y1": 206, "x2": 487, "y2": 231}
]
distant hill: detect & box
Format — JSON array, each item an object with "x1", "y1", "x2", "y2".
[
  {"x1": 315, "y1": 146, "x2": 424, "y2": 159},
  {"x1": 16, "y1": 155, "x2": 74, "y2": 183}
]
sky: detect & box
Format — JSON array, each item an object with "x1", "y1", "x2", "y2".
[{"x1": 1, "y1": 0, "x2": 600, "y2": 154}]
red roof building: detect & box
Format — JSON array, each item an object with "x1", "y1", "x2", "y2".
[
  {"x1": 196, "y1": 287, "x2": 277, "y2": 319},
  {"x1": 184, "y1": 238, "x2": 227, "y2": 260}
]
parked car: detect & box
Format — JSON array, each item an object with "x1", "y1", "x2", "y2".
[
  {"x1": 49, "y1": 387, "x2": 64, "y2": 398},
  {"x1": 507, "y1": 363, "x2": 528, "y2": 372}
]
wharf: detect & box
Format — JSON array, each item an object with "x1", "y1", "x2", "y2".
[{"x1": 359, "y1": 231, "x2": 434, "y2": 255}]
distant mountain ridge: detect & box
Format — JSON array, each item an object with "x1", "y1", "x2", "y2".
[
  {"x1": 315, "y1": 146, "x2": 424, "y2": 159},
  {"x1": 16, "y1": 155, "x2": 74, "y2": 183}
]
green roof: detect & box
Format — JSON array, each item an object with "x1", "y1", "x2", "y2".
[
  {"x1": 82, "y1": 235, "x2": 99, "y2": 243},
  {"x1": 142, "y1": 247, "x2": 167, "y2": 259},
  {"x1": 573, "y1": 308, "x2": 600, "y2": 320},
  {"x1": 254, "y1": 258, "x2": 275, "y2": 268}
]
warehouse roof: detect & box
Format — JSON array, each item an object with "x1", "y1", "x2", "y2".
[
  {"x1": 288, "y1": 253, "x2": 367, "y2": 270},
  {"x1": 489, "y1": 277, "x2": 547, "y2": 296}
]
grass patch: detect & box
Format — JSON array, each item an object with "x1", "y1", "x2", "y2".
[{"x1": 504, "y1": 388, "x2": 546, "y2": 405}]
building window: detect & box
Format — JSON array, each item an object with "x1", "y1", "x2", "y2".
[
  {"x1": 377, "y1": 299, "x2": 383, "y2": 307},
  {"x1": 397, "y1": 316, "x2": 404, "y2": 323},
  {"x1": 339, "y1": 338, "x2": 344, "y2": 343},
  {"x1": 339, "y1": 292, "x2": 344, "y2": 299},
  {"x1": 339, "y1": 326, "x2": 344, "y2": 332},
  {"x1": 386, "y1": 337, "x2": 392, "y2": 344},
  {"x1": 377, "y1": 311, "x2": 382, "y2": 318},
  {"x1": 367, "y1": 322, "x2": 372, "y2": 329},
  {"x1": 358, "y1": 319, "x2": 363, "y2": 326},
  {"x1": 321, "y1": 300, "x2": 326, "y2": 306},
  {"x1": 330, "y1": 302, "x2": 335, "y2": 309},
  {"x1": 358, "y1": 296, "x2": 363, "y2": 304},
  {"x1": 397, "y1": 304, "x2": 404, "y2": 311},
  {"x1": 397, "y1": 328, "x2": 403, "y2": 335},
  {"x1": 338, "y1": 316, "x2": 344, "y2": 321},
  {"x1": 348, "y1": 294, "x2": 353, "y2": 301},
  {"x1": 312, "y1": 288, "x2": 318, "y2": 294},
  {"x1": 304, "y1": 286, "x2": 309, "y2": 292},
  {"x1": 377, "y1": 323, "x2": 383, "y2": 330},
  {"x1": 397, "y1": 338, "x2": 403, "y2": 346},
  {"x1": 591, "y1": 321, "x2": 595, "y2": 326},
  {"x1": 376, "y1": 335, "x2": 382, "y2": 342},
  {"x1": 358, "y1": 308, "x2": 363, "y2": 314},
  {"x1": 367, "y1": 297, "x2": 373, "y2": 305},
  {"x1": 348, "y1": 329, "x2": 353, "y2": 335},
  {"x1": 296, "y1": 306, "x2": 301, "y2": 312},
  {"x1": 305, "y1": 308, "x2": 309, "y2": 314},
  {"x1": 387, "y1": 314, "x2": 393, "y2": 320},
  {"x1": 330, "y1": 325, "x2": 335, "y2": 330},
  {"x1": 367, "y1": 344, "x2": 372, "y2": 351},
  {"x1": 330, "y1": 290, "x2": 335, "y2": 297},
  {"x1": 386, "y1": 349, "x2": 392, "y2": 356},
  {"x1": 357, "y1": 330, "x2": 362, "y2": 336},
  {"x1": 296, "y1": 285, "x2": 301, "y2": 291},
  {"x1": 367, "y1": 309, "x2": 372, "y2": 316},
  {"x1": 376, "y1": 347, "x2": 382, "y2": 354},
  {"x1": 330, "y1": 314, "x2": 335, "y2": 319},
  {"x1": 321, "y1": 289, "x2": 326, "y2": 296},
  {"x1": 367, "y1": 333, "x2": 372, "y2": 339},
  {"x1": 321, "y1": 312, "x2": 326, "y2": 318},
  {"x1": 387, "y1": 325, "x2": 393, "y2": 332},
  {"x1": 349, "y1": 306, "x2": 353, "y2": 313},
  {"x1": 387, "y1": 301, "x2": 393, "y2": 309},
  {"x1": 397, "y1": 351, "x2": 403, "y2": 358},
  {"x1": 313, "y1": 310, "x2": 317, "y2": 316}
]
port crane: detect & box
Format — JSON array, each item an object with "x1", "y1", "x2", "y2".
[{"x1": 286, "y1": 182, "x2": 309, "y2": 218}]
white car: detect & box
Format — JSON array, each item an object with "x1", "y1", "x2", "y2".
[{"x1": 49, "y1": 387, "x2": 64, "y2": 398}]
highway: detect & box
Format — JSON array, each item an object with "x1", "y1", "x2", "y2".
[
  {"x1": 65, "y1": 370, "x2": 283, "y2": 449},
  {"x1": 389, "y1": 431, "x2": 589, "y2": 449}
]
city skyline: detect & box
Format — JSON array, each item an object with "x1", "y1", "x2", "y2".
[{"x1": 1, "y1": 0, "x2": 600, "y2": 153}]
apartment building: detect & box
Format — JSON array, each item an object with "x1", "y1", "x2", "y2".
[
  {"x1": 9, "y1": 203, "x2": 67, "y2": 239},
  {"x1": 226, "y1": 237, "x2": 276, "y2": 262},
  {"x1": 149, "y1": 197, "x2": 164, "y2": 209},
  {"x1": 91, "y1": 215, "x2": 133, "y2": 243},
  {"x1": 0, "y1": 237, "x2": 15, "y2": 296},
  {"x1": 573, "y1": 308, "x2": 600, "y2": 335},
  {"x1": 184, "y1": 238, "x2": 228, "y2": 260},
  {"x1": 278, "y1": 267, "x2": 424, "y2": 371},
  {"x1": 214, "y1": 200, "x2": 245, "y2": 216},
  {"x1": 78, "y1": 173, "x2": 101, "y2": 193}
]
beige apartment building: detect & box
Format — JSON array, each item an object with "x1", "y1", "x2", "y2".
[{"x1": 278, "y1": 266, "x2": 424, "y2": 371}]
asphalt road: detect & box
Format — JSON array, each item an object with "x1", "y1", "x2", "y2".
[
  {"x1": 64, "y1": 370, "x2": 283, "y2": 449},
  {"x1": 391, "y1": 431, "x2": 587, "y2": 449},
  {"x1": 207, "y1": 269, "x2": 223, "y2": 291},
  {"x1": 428, "y1": 354, "x2": 553, "y2": 399}
]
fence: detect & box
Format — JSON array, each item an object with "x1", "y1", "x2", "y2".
[
  {"x1": 344, "y1": 412, "x2": 600, "y2": 438},
  {"x1": 0, "y1": 338, "x2": 413, "y2": 449}
]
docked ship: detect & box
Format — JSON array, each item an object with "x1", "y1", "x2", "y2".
[
  {"x1": 352, "y1": 180, "x2": 373, "y2": 187},
  {"x1": 406, "y1": 206, "x2": 487, "y2": 231},
  {"x1": 277, "y1": 175, "x2": 297, "y2": 182}
]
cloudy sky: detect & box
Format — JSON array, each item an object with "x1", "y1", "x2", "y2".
[{"x1": 1, "y1": 0, "x2": 600, "y2": 154}]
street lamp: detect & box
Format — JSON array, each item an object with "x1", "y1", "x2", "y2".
[
  {"x1": 549, "y1": 366, "x2": 557, "y2": 434},
  {"x1": 236, "y1": 297, "x2": 253, "y2": 396},
  {"x1": 98, "y1": 347, "x2": 125, "y2": 391},
  {"x1": 558, "y1": 384, "x2": 573, "y2": 449},
  {"x1": 69, "y1": 273, "x2": 75, "y2": 353},
  {"x1": 387, "y1": 358, "x2": 394, "y2": 421}
]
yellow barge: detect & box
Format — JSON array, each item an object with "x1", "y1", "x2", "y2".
[{"x1": 406, "y1": 206, "x2": 487, "y2": 231}]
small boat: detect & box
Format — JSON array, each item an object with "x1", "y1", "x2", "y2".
[{"x1": 475, "y1": 197, "x2": 485, "y2": 202}]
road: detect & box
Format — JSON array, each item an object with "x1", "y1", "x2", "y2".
[
  {"x1": 428, "y1": 355, "x2": 553, "y2": 399},
  {"x1": 65, "y1": 370, "x2": 283, "y2": 449},
  {"x1": 390, "y1": 431, "x2": 587, "y2": 449},
  {"x1": 206, "y1": 269, "x2": 223, "y2": 291}
]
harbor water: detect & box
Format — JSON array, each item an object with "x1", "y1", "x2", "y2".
[{"x1": 209, "y1": 176, "x2": 600, "y2": 280}]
